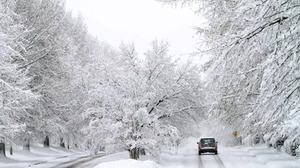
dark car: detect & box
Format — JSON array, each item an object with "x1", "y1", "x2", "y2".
[{"x1": 197, "y1": 137, "x2": 218, "y2": 155}]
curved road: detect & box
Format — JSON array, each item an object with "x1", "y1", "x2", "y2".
[
  {"x1": 49, "y1": 154, "x2": 105, "y2": 168},
  {"x1": 32, "y1": 145, "x2": 300, "y2": 168}
]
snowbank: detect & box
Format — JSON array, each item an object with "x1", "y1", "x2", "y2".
[
  {"x1": 93, "y1": 159, "x2": 159, "y2": 168},
  {"x1": 0, "y1": 144, "x2": 87, "y2": 168}
]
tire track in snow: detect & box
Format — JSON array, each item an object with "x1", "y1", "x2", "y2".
[
  {"x1": 214, "y1": 155, "x2": 225, "y2": 168},
  {"x1": 198, "y1": 155, "x2": 204, "y2": 168},
  {"x1": 29, "y1": 155, "x2": 68, "y2": 167},
  {"x1": 50, "y1": 154, "x2": 104, "y2": 168}
]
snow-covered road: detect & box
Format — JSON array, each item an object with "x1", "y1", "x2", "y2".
[
  {"x1": 33, "y1": 145, "x2": 300, "y2": 168},
  {"x1": 1, "y1": 139, "x2": 300, "y2": 168},
  {"x1": 159, "y1": 145, "x2": 300, "y2": 168},
  {"x1": 160, "y1": 148, "x2": 225, "y2": 168},
  {"x1": 48, "y1": 154, "x2": 105, "y2": 168}
]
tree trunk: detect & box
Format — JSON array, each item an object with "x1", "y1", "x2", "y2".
[
  {"x1": 140, "y1": 148, "x2": 146, "y2": 155},
  {"x1": 60, "y1": 138, "x2": 65, "y2": 148},
  {"x1": 129, "y1": 147, "x2": 140, "y2": 160},
  {"x1": 44, "y1": 136, "x2": 50, "y2": 147},
  {"x1": 86, "y1": 140, "x2": 91, "y2": 149},
  {"x1": 0, "y1": 142, "x2": 6, "y2": 157},
  {"x1": 10, "y1": 146, "x2": 13, "y2": 155},
  {"x1": 23, "y1": 138, "x2": 30, "y2": 151}
]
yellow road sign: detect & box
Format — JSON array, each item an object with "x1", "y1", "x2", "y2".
[{"x1": 232, "y1": 131, "x2": 238, "y2": 137}]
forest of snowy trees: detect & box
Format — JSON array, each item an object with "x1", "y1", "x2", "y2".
[
  {"x1": 0, "y1": 0, "x2": 204, "y2": 159},
  {"x1": 160, "y1": 0, "x2": 300, "y2": 156},
  {"x1": 0, "y1": 0, "x2": 299, "y2": 161}
]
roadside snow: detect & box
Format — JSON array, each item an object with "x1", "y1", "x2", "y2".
[
  {"x1": 92, "y1": 137, "x2": 300, "y2": 168},
  {"x1": 1, "y1": 138, "x2": 300, "y2": 168},
  {"x1": 93, "y1": 159, "x2": 159, "y2": 168},
  {"x1": 0, "y1": 144, "x2": 88, "y2": 168},
  {"x1": 219, "y1": 145, "x2": 300, "y2": 168}
]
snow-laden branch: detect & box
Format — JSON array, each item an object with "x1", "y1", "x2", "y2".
[{"x1": 17, "y1": 47, "x2": 54, "y2": 70}]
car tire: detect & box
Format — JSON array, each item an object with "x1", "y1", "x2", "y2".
[
  {"x1": 198, "y1": 151, "x2": 201, "y2": 155},
  {"x1": 215, "y1": 151, "x2": 218, "y2": 155}
]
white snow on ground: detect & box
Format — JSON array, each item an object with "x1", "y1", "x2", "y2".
[
  {"x1": 93, "y1": 137, "x2": 300, "y2": 168},
  {"x1": 94, "y1": 159, "x2": 159, "y2": 168},
  {"x1": 68, "y1": 152, "x2": 130, "y2": 168},
  {"x1": 86, "y1": 152, "x2": 157, "y2": 168},
  {"x1": 219, "y1": 145, "x2": 300, "y2": 168},
  {"x1": 1, "y1": 139, "x2": 300, "y2": 168},
  {"x1": 0, "y1": 144, "x2": 88, "y2": 168}
]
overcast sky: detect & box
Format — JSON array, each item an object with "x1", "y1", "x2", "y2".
[{"x1": 65, "y1": 0, "x2": 203, "y2": 58}]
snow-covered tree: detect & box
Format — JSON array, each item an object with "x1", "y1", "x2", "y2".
[
  {"x1": 0, "y1": 1, "x2": 39, "y2": 154},
  {"x1": 159, "y1": 0, "x2": 300, "y2": 154},
  {"x1": 1, "y1": 0, "x2": 107, "y2": 150},
  {"x1": 80, "y1": 41, "x2": 203, "y2": 159}
]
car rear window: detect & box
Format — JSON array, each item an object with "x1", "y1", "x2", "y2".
[{"x1": 200, "y1": 138, "x2": 215, "y2": 143}]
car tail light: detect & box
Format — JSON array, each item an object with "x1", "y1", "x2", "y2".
[
  {"x1": 214, "y1": 143, "x2": 217, "y2": 147},
  {"x1": 199, "y1": 144, "x2": 202, "y2": 148}
]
